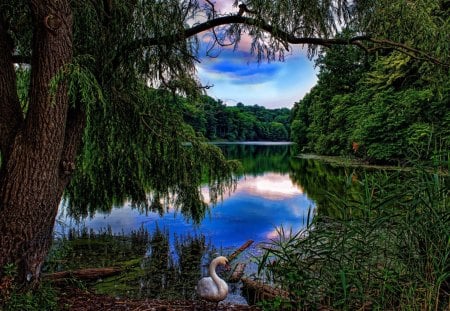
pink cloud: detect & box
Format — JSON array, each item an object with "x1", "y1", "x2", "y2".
[{"x1": 198, "y1": 0, "x2": 236, "y2": 14}]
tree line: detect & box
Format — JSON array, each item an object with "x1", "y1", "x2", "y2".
[{"x1": 181, "y1": 96, "x2": 291, "y2": 141}]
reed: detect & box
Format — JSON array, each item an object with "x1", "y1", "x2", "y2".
[{"x1": 257, "y1": 168, "x2": 449, "y2": 310}]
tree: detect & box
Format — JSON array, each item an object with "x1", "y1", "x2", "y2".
[
  {"x1": 290, "y1": 5, "x2": 449, "y2": 162},
  {"x1": 0, "y1": 0, "x2": 447, "y2": 293}
]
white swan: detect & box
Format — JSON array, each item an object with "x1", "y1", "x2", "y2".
[{"x1": 197, "y1": 256, "x2": 229, "y2": 305}]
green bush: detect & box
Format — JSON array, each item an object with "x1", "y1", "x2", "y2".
[{"x1": 2, "y1": 282, "x2": 58, "y2": 311}]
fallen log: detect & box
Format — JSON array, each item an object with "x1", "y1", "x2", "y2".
[
  {"x1": 44, "y1": 267, "x2": 122, "y2": 282},
  {"x1": 241, "y1": 277, "x2": 289, "y2": 306}
]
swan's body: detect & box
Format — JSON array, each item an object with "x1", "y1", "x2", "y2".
[{"x1": 197, "y1": 256, "x2": 229, "y2": 303}]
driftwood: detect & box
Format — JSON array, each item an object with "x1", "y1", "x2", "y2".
[
  {"x1": 44, "y1": 267, "x2": 122, "y2": 282},
  {"x1": 226, "y1": 240, "x2": 253, "y2": 283},
  {"x1": 241, "y1": 277, "x2": 289, "y2": 306},
  {"x1": 228, "y1": 262, "x2": 247, "y2": 283},
  {"x1": 228, "y1": 240, "x2": 254, "y2": 262},
  {"x1": 44, "y1": 240, "x2": 254, "y2": 285}
]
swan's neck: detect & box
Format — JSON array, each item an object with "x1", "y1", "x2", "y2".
[{"x1": 209, "y1": 260, "x2": 227, "y2": 296}]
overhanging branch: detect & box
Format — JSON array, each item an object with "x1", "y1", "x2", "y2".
[{"x1": 115, "y1": 14, "x2": 448, "y2": 68}]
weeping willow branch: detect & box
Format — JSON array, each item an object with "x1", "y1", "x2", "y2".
[
  {"x1": 114, "y1": 14, "x2": 448, "y2": 69},
  {"x1": 364, "y1": 38, "x2": 448, "y2": 67}
]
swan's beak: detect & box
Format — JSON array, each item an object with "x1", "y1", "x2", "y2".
[{"x1": 224, "y1": 263, "x2": 231, "y2": 271}]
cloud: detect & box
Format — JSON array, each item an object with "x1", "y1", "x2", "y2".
[
  {"x1": 196, "y1": 48, "x2": 318, "y2": 108},
  {"x1": 195, "y1": 26, "x2": 318, "y2": 108},
  {"x1": 199, "y1": 55, "x2": 279, "y2": 85},
  {"x1": 192, "y1": 1, "x2": 318, "y2": 109}
]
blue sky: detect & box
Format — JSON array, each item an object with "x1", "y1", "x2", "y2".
[
  {"x1": 194, "y1": 1, "x2": 318, "y2": 109},
  {"x1": 196, "y1": 44, "x2": 318, "y2": 109}
]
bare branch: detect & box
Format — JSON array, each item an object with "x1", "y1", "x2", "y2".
[{"x1": 365, "y1": 38, "x2": 448, "y2": 67}]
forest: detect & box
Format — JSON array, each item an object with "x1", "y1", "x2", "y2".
[
  {"x1": 182, "y1": 96, "x2": 291, "y2": 141},
  {"x1": 290, "y1": 30, "x2": 449, "y2": 165}
]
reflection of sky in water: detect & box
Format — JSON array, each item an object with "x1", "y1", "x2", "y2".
[{"x1": 56, "y1": 172, "x2": 315, "y2": 248}]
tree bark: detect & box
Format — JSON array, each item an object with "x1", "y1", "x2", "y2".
[
  {"x1": 0, "y1": 0, "x2": 75, "y2": 289},
  {"x1": 0, "y1": 18, "x2": 23, "y2": 162}
]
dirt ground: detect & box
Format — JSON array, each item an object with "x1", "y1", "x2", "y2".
[{"x1": 57, "y1": 286, "x2": 261, "y2": 311}]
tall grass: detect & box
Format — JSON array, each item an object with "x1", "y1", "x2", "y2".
[{"x1": 257, "y1": 169, "x2": 449, "y2": 310}]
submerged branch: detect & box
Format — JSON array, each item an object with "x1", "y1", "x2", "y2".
[{"x1": 228, "y1": 239, "x2": 254, "y2": 262}]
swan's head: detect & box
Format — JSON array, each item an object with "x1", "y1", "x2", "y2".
[
  {"x1": 214, "y1": 256, "x2": 228, "y2": 266},
  {"x1": 213, "y1": 256, "x2": 230, "y2": 271}
]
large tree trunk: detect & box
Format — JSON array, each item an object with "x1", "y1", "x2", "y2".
[{"x1": 0, "y1": 0, "x2": 79, "y2": 289}]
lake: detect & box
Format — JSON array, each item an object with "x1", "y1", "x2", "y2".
[
  {"x1": 56, "y1": 142, "x2": 317, "y2": 249},
  {"x1": 52, "y1": 142, "x2": 377, "y2": 302}
]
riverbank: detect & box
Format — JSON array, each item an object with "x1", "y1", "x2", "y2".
[
  {"x1": 298, "y1": 153, "x2": 449, "y2": 175},
  {"x1": 298, "y1": 153, "x2": 407, "y2": 170},
  {"x1": 56, "y1": 284, "x2": 260, "y2": 310}
]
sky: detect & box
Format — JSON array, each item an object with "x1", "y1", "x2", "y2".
[{"x1": 194, "y1": 1, "x2": 318, "y2": 109}]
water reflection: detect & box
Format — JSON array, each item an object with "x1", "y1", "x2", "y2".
[
  {"x1": 46, "y1": 226, "x2": 207, "y2": 300},
  {"x1": 59, "y1": 143, "x2": 397, "y2": 248},
  {"x1": 236, "y1": 173, "x2": 304, "y2": 200},
  {"x1": 58, "y1": 171, "x2": 313, "y2": 248}
]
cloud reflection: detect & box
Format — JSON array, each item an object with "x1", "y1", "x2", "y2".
[
  {"x1": 236, "y1": 173, "x2": 303, "y2": 200},
  {"x1": 201, "y1": 172, "x2": 303, "y2": 203},
  {"x1": 57, "y1": 172, "x2": 315, "y2": 248}
]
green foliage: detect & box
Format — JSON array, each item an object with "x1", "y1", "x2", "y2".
[
  {"x1": 291, "y1": 37, "x2": 371, "y2": 156},
  {"x1": 290, "y1": 0, "x2": 449, "y2": 163},
  {"x1": 290, "y1": 21, "x2": 450, "y2": 164},
  {"x1": 15, "y1": 67, "x2": 30, "y2": 114},
  {"x1": 2, "y1": 282, "x2": 58, "y2": 311},
  {"x1": 182, "y1": 96, "x2": 291, "y2": 141},
  {"x1": 49, "y1": 55, "x2": 104, "y2": 109},
  {"x1": 65, "y1": 85, "x2": 240, "y2": 222},
  {"x1": 356, "y1": 0, "x2": 450, "y2": 65},
  {"x1": 257, "y1": 168, "x2": 450, "y2": 310}
]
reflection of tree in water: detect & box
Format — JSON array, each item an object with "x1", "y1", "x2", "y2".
[
  {"x1": 218, "y1": 144, "x2": 292, "y2": 176},
  {"x1": 289, "y1": 158, "x2": 373, "y2": 218},
  {"x1": 46, "y1": 226, "x2": 211, "y2": 300},
  {"x1": 289, "y1": 158, "x2": 415, "y2": 219},
  {"x1": 141, "y1": 226, "x2": 208, "y2": 299}
]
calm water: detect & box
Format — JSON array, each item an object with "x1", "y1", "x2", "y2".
[
  {"x1": 53, "y1": 142, "x2": 400, "y2": 302},
  {"x1": 56, "y1": 142, "x2": 315, "y2": 249}
]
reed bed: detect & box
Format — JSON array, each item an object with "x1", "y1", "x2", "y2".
[{"x1": 257, "y1": 169, "x2": 449, "y2": 310}]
